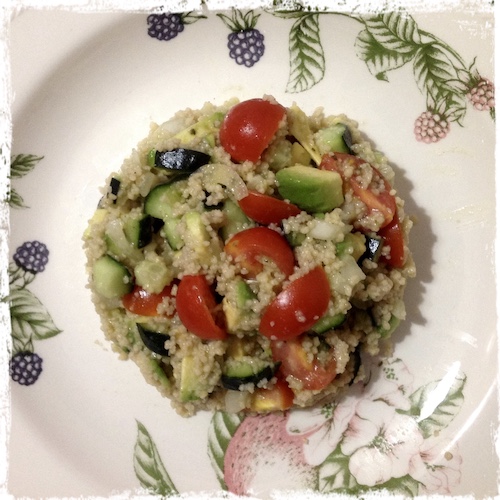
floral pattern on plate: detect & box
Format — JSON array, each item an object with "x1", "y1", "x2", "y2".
[{"x1": 133, "y1": 357, "x2": 465, "y2": 496}]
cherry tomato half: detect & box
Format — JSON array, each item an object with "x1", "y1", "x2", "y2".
[
  {"x1": 219, "y1": 98, "x2": 286, "y2": 163},
  {"x1": 176, "y1": 274, "x2": 227, "y2": 340},
  {"x1": 271, "y1": 335, "x2": 337, "y2": 391},
  {"x1": 224, "y1": 226, "x2": 295, "y2": 278},
  {"x1": 122, "y1": 284, "x2": 174, "y2": 317},
  {"x1": 238, "y1": 190, "x2": 302, "y2": 225},
  {"x1": 259, "y1": 266, "x2": 330, "y2": 340},
  {"x1": 378, "y1": 214, "x2": 405, "y2": 268},
  {"x1": 249, "y1": 378, "x2": 295, "y2": 412},
  {"x1": 320, "y1": 153, "x2": 396, "y2": 228}
]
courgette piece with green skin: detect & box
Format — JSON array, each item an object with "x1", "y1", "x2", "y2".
[
  {"x1": 92, "y1": 255, "x2": 132, "y2": 299},
  {"x1": 144, "y1": 178, "x2": 187, "y2": 250},
  {"x1": 123, "y1": 214, "x2": 155, "y2": 249},
  {"x1": 221, "y1": 361, "x2": 279, "y2": 391},
  {"x1": 148, "y1": 148, "x2": 211, "y2": 173},
  {"x1": 144, "y1": 177, "x2": 188, "y2": 220},
  {"x1": 136, "y1": 323, "x2": 170, "y2": 356},
  {"x1": 314, "y1": 123, "x2": 354, "y2": 155},
  {"x1": 310, "y1": 312, "x2": 346, "y2": 334},
  {"x1": 220, "y1": 199, "x2": 253, "y2": 242}
]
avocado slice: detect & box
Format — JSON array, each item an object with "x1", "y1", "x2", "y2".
[
  {"x1": 288, "y1": 104, "x2": 322, "y2": 165},
  {"x1": 183, "y1": 210, "x2": 221, "y2": 265},
  {"x1": 276, "y1": 165, "x2": 344, "y2": 213},
  {"x1": 222, "y1": 277, "x2": 257, "y2": 333},
  {"x1": 173, "y1": 111, "x2": 225, "y2": 146},
  {"x1": 180, "y1": 355, "x2": 202, "y2": 402}
]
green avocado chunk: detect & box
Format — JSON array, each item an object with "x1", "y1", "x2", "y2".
[{"x1": 276, "y1": 165, "x2": 344, "y2": 213}]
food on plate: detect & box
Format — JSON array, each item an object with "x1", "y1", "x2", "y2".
[{"x1": 83, "y1": 96, "x2": 416, "y2": 416}]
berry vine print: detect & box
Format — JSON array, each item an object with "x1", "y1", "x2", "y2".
[
  {"x1": 9, "y1": 240, "x2": 62, "y2": 385},
  {"x1": 8, "y1": 153, "x2": 62, "y2": 386},
  {"x1": 147, "y1": 11, "x2": 206, "y2": 42},
  {"x1": 272, "y1": 9, "x2": 494, "y2": 143},
  {"x1": 217, "y1": 10, "x2": 265, "y2": 68},
  {"x1": 8, "y1": 154, "x2": 44, "y2": 208}
]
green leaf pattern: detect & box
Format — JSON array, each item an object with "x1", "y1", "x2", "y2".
[
  {"x1": 10, "y1": 288, "x2": 62, "y2": 342},
  {"x1": 286, "y1": 13, "x2": 325, "y2": 93},
  {"x1": 133, "y1": 421, "x2": 178, "y2": 496},
  {"x1": 276, "y1": 8, "x2": 494, "y2": 136},
  {"x1": 207, "y1": 411, "x2": 244, "y2": 489},
  {"x1": 404, "y1": 372, "x2": 466, "y2": 439},
  {"x1": 8, "y1": 154, "x2": 44, "y2": 208}
]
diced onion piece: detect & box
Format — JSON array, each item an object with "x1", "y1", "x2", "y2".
[
  {"x1": 331, "y1": 255, "x2": 366, "y2": 296},
  {"x1": 200, "y1": 163, "x2": 249, "y2": 201},
  {"x1": 138, "y1": 172, "x2": 157, "y2": 198},
  {"x1": 105, "y1": 218, "x2": 143, "y2": 263},
  {"x1": 158, "y1": 116, "x2": 190, "y2": 136},
  {"x1": 310, "y1": 220, "x2": 343, "y2": 241},
  {"x1": 224, "y1": 390, "x2": 250, "y2": 413}
]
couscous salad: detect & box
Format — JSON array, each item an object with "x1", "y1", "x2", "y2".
[{"x1": 83, "y1": 96, "x2": 416, "y2": 416}]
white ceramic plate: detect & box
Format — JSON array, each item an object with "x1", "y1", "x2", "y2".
[{"x1": 7, "y1": 4, "x2": 497, "y2": 498}]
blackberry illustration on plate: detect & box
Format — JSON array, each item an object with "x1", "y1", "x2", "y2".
[
  {"x1": 10, "y1": 351, "x2": 43, "y2": 386},
  {"x1": 9, "y1": 239, "x2": 62, "y2": 387},
  {"x1": 13, "y1": 240, "x2": 49, "y2": 274},
  {"x1": 218, "y1": 10, "x2": 265, "y2": 67},
  {"x1": 147, "y1": 12, "x2": 207, "y2": 42}
]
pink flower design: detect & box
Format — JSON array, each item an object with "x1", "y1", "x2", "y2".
[
  {"x1": 341, "y1": 400, "x2": 424, "y2": 487},
  {"x1": 409, "y1": 436, "x2": 462, "y2": 494},
  {"x1": 285, "y1": 358, "x2": 414, "y2": 466}
]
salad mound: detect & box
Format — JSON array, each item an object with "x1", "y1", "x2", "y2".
[{"x1": 83, "y1": 96, "x2": 416, "y2": 416}]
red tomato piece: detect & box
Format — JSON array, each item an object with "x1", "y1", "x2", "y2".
[
  {"x1": 219, "y1": 98, "x2": 286, "y2": 163},
  {"x1": 271, "y1": 335, "x2": 337, "y2": 391},
  {"x1": 249, "y1": 378, "x2": 294, "y2": 412},
  {"x1": 224, "y1": 226, "x2": 295, "y2": 278},
  {"x1": 320, "y1": 153, "x2": 396, "y2": 228},
  {"x1": 122, "y1": 284, "x2": 174, "y2": 317},
  {"x1": 259, "y1": 266, "x2": 330, "y2": 340},
  {"x1": 176, "y1": 275, "x2": 227, "y2": 340},
  {"x1": 378, "y1": 214, "x2": 406, "y2": 268},
  {"x1": 238, "y1": 190, "x2": 301, "y2": 225}
]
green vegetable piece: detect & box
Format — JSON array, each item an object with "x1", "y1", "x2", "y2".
[
  {"x1": 377, "y1": 315, "x2": 400, "y2": 338},
  {"x1": 220, "y1": 199, "x2": 253, "y2": 241},
  {"x1": 123, "y1": 214, "x2": 154, "y2": 249},
  {"x1": 336, "y1": 233, "x2": 366, "y2": 261},
  {"x1": 311, "y1": 313, "x2": 346, "y2": 334},
  {"x1": 180, "y1": 356, "x2": 203, "y2": 402},
  {"x1": 173, "y1": 111, "x2": 225, "y2": 145},
  {"x1": 276, "y1": 165, "x2": 344, "y2": 213},
  {"x1": 149, "y1": 359, "x2": 171, "y2": 389},
  {"x1": 314, "y1": 123, "x2": 352, "y2": 155},
  {"x1": 144, "y1": 178, "x2": 188, "y2": 220},
  {"x1": 288, "y1": 104, "x2": 322, "y2": 165},
  {"x1": 92, "y1": 255, "x2": 132, "y2": 299},
  {"x1": 134, "y1": 259, "x2": 173, "y2": 294}
]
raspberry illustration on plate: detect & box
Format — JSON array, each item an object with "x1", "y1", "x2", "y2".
[
  {"x1": 414, "y1": 110, "x2": 450, "y2": 144},
  {"x1": 146, "y1": 12, "x2": 207, "y2": 42},
  {"x1": 8, "y1": 238, "x2": 62, "y2": 387},
  {"x1": 217, "y1": 10, "x2": 265, "y2": 68},
  {"x1": 467, "y1": 75, "x2": 495, "y2": 116}
]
